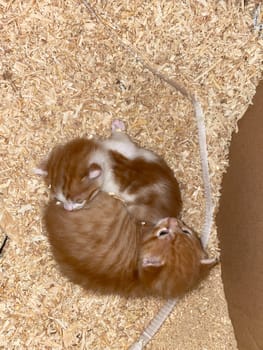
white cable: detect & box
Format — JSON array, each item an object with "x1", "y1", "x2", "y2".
[
  {"x1": 128, "y1": 299, "x2": 178, "y2": 350},
  {"x1": 192, "y1": 97, "x2": 214, "y2": 248},
  {"x1": 254, "y1": 4, "x2": 263, "y2": 33}
]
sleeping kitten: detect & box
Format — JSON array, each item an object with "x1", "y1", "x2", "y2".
[
  {"x1": 36, "y1": 120, "x2": 182, "y2": 223},
  {"x1": 44, "y1": 192, "x2": 217, "y2": 298},
  {"x1": 138, "y1": 217, "x2": 217, "y2": 297}
]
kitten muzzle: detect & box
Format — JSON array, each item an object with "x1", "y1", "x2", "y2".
[{"x1": 64, "y1": 202, "x2": 74, "y2": 211}]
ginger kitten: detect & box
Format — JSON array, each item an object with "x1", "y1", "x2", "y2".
[
  {"x1": 36, "y1": 120, "x2": 182, "y2": 223},
  {"x1": 44, "y1": 192, "x2": 217, "y2": 298}
]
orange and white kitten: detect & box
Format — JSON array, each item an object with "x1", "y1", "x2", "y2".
[
  {"x1": 44, "y1": 191, "x2": 217, "y2": 298},
  {"x1": 36, "y1": 120, "x2": 182, "y2": 223}
]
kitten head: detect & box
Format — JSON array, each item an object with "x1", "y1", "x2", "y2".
[
  {"x1": 35, "y1": 138, "x2": 103, "y2": 210},
  {"x1": 139, "y1": 217, "x2": 218, "y2": 298}
]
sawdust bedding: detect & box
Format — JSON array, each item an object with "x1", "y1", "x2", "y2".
[{"x1": 0, "y1": 0, "x2": 262, "y2": 349}]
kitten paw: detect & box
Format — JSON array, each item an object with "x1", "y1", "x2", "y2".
[{"x1": 111, "y1": 119, "x2": 126, "y2": 132}]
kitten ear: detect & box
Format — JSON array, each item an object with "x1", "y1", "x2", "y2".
[
  {"x1": 33, "y1": 159, "x2": 48, "y2": 176},
  {"x1": 142, "y1": 256, "x2": 165, "y2": 268},
  {"x1": 88, "y1": 163, "x2": 102, "y2": 179}
]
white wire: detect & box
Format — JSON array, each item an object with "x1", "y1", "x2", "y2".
[
  {"x1": 128, "y1": 299, "x2": 178, "y2": 350},
  {"x1": 193, "y1": 97, "x2": 214, "y2": 248},
  {"x1": 254, "y1": 4, "x2": 263, "y2": 33}
]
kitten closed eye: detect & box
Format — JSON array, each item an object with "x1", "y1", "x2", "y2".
[
  {"x1": 157, "y1": 229, "x2": 169, "y2": 238},
  {"x1": 182, "y1": 228, "x2": 192, "y2": 235},
  {"x1": 75, "y1": 199, "x2": 85, "y2": 204}
]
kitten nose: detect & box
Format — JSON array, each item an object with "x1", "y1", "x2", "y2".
[
  {"x1": 64, "y1": 202, "x2": 73, "y2": 211},
  {"x1": 168, "y1": 217, "x2": 179, "y2": 229}
]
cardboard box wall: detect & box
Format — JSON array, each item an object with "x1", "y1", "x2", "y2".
[{"x1": 217, "y1": 81, "x2": 263, "y2": 350}]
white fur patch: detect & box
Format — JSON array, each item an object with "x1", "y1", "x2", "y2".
[
  {"x1": 102, "y1": 132, "x2": 158, "y2": 161},
  {"x1": 55, "y1": 191, "x2": 86, "y2": 211},
  {"x1": 55, "y1": 190, "x2": 67, "y2": 204},
  {"x1": 119, "y1": 190, "x2": 137, "y2": 203},
  {"x1": 89, "y1": 149, "x2": 122, "y2": 196},
  {"x1": 140, "y1": 150, "x2": 158, "y2": 161},
  {"x1": 89, "y1": 137, "x2": 159, "y2": 203},
  {"x1": 89, "y1": 149, "x2": 108, "y2": 169},
  {"x1": 101, "y1": 165, "x2": 138, "y2": 203},
  {"x1": 64, "y1": 200, "x2": 86, "y2": 211},
  {"x1": 102, "y1": 168, "x2": 120, "y2": 195},
  {"x1": 102, "y1": 137, "x2": 137, "y2": 159}
]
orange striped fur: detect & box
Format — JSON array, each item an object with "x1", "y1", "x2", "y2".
[{"x1": 44, "y1": 193, "x2": 217, "y2": 298}]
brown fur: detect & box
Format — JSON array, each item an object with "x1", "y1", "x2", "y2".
[{"x1": 44, "y1": 192, "x2": 217, "y2": 298}]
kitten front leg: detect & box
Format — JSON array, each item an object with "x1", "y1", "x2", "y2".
[
  {"x1": 106, "y1": 119, "x2": 158, "y2": 161},
  {"x1": 111, "y1": 119, "x2": 126, "y2": 133},
  {"x1": 110, "y1": 119, "x2": 135, "y2": 146},
  {"x1": 102, "y1": 119, "x2": 136, "y2": 157}
]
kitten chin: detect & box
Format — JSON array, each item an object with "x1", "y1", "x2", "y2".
[{"x1": 44, "y1": 193, "x2": 217, "y2": 298}]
